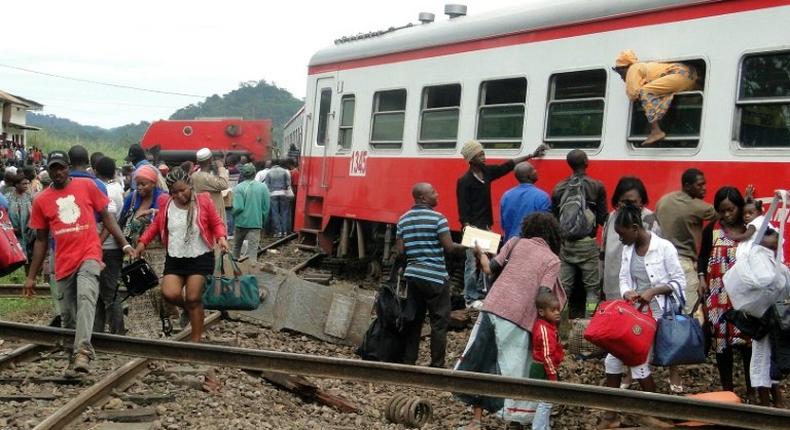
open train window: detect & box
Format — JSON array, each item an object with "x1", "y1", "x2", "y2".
[
  {"x1": 419, "y1": 84, "x2": 461, "y2": 149},
  {"x1": 476, "y1": 77, "x2": 526, "y2": 149},
  {"x1": 627, "y1": 59, "x2": 706, "y2": 149},
  {"x1": 736, "y1": 50, "x2": 790, "y2": 149},
  {"x1": 544, "y1": 69, "x2": 606, "y2": 149},
  {"x1": 370, "y1": 89, "x2": 406, "y2": 149},
  {"x1": 316, "y1": 88, "x2": 332, "y2": 147},
  {"x1": 338, "y1": 95, "x2": 355, "y2": 151}
]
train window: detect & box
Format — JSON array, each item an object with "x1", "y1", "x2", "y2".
[
  {"x1": 627, "y1": 59, "x2": 706, "y2": 149},
  {"x1": 371, "y1": 89, "x2": 406, "y2": 149},
  {"x1": 338, "y1": 95, "x2": 355, "y2": 150},
  {"x1": 476, "y1": 78, "x2": 527, "y2": 149},
  {"x1": 316, "y1": 88, "x2": 332, "y2": 147},
  {"x1": 737, "y1": 51, "x2": 790, "y2": 148},
  {"x1": 419, "y1": 84, "x2": 461, "y2": 149},
  {"x1": 545, "y1": 69, "x2": 606, "y2": 149}
]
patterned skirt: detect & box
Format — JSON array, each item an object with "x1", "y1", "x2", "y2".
[{"x1": 638, "y1": 64, "x2": 698, "y2": 123}]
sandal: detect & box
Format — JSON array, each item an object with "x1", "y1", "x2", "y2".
[
  {"x1": 669, "y1": 383, "x2": 684, "y2": 394},
  {"x1": 161, "y1": 317, "x2": 173, "y2": 336},
  {"x1": 457, "y1": 419, "x2": 482, "y2": 430},
  {"x1": 600, "y1": 412, "x2": 621, "y2": 429}
]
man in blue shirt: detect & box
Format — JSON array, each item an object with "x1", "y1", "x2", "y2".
[
  {"x1": 67, "y1": 146, "x2": 107, "y2": 195},
  {"x1": 499, "y1": 162, "x2": 551, "y2": 241},
  {"x1": 395, "y1": 182, "x2": 464, "y2": 368}
]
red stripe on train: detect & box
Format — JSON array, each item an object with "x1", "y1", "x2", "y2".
[
  {"x1": 308, "y1": 0, "x2": 790, "y2": 75},
  {"x1": 295, "y1": 156, "x2": 790, "y2": 256}
]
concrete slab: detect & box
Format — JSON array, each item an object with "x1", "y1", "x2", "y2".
[{"x1": 236, "y1": 265, "x2": 374, "y2": 346}]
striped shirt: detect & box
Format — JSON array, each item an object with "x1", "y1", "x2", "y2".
[{"x1": 396, "y1": 205, "x2": 450, "y2": 286}]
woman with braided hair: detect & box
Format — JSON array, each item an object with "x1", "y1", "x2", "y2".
[{"x1": 135, "y1": 167, "x2": 229, "y2": 342}]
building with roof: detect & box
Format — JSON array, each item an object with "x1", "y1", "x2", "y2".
[{"x1": 0, "y1": 89, "x2": 43, "y2": 147}]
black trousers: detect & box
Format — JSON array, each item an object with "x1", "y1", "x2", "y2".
[{"x1": 402, "y1": 277, "x2": 450, "y2": 368}]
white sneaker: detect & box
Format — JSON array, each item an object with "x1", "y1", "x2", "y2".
[{"x1": 467, "y1": 300, "x2": 484, "y2": 310}]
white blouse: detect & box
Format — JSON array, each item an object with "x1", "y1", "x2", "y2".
[{"x1": 167, "y1": 203, "x2": 211, "y2": 258}]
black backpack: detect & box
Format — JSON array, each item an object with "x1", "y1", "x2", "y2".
[
  {"x1": 558, "y1": 175, "x2": 595, "y2": 240},
  {"x1": 356, "y1": 262, "x2": 416, "y2": 363}
]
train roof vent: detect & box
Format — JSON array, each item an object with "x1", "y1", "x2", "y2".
[
  {"x1": 418, "y1": 12, "x2": 435, "y2": 24},
  {"x1": 444, "y1": 4, "x2": 467, "y2": 19}
]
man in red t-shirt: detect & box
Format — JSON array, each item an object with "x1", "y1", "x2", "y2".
[{"x1": 25, "y1": 150, "x2": 136, "y2": 375}]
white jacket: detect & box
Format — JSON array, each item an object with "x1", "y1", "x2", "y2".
[{"x1": 619, "y1": 233, "x2": 686, "y2": 312}]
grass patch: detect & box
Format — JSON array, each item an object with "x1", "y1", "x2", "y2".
[
  {"x1": 0, "y1": 298, "x2": 51, "y2": 319},
  {"x1": 0, "y1": 267, "x2": 27, "y2": 285}
]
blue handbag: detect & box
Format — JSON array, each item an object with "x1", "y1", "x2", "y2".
[
  {"x1": 652, "y1": 295, "x2": 707, "y2": 366},
  {"x1": 203, "y1": 252, "x2": 261, "y2": 311}
]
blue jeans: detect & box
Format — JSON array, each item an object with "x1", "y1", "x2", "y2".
[
  {"x1": 270, "y1": 196, "x2": 291, "y2": 235},
  {"x1": 463, "y1": 248, "x2": 488, "y2": 304},
  {"x1": 225, "y1": 208, "x2": 234, "y2": 236}
]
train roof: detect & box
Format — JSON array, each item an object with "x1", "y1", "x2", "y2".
[{"x1": 309, "y1": 0, "x2": 717, "y2": 67}]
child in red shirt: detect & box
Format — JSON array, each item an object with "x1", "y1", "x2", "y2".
[{"x1": 530, "y1": 292, "x2": 564, "y2": 430}]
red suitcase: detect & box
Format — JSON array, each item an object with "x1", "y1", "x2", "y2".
[
  {"x1": 0, "y1": 209, "x2": 26, "y2": 276},
  {"x1": 583, "y1": 300, "x2": 657, "y2": 366}
]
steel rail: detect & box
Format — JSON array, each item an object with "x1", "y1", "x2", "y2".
[
  {"x1": 0, "y1": 285, "x2": 127, "y2": 297},
  {"x1": 30, "y1": 312, "x2": 221, "y2": 430},
  {"x1": 290, "y1": 253, "x2": 322, "y2": 272},
  {"x1": 0, "y1": 286, "x2": 52, "y2": 297},
  {"x1": 257, "y1": 233, "x2": 297, "y2": 256},
  {"x1": 0, "y1": 343, "x2": 49, "y2": 369},
  {"x1": 2, "y1": 321, "x2": 788, "y2": 429}
]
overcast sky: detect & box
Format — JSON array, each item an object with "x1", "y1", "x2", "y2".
[{"x1": 1, "y1": 0, "x2": 527, "y2": 129}]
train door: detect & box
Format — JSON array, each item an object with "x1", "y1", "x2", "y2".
[
  {"x1": 296, "y1": 76, "x2": 335, "y2": 249},
  {"x1": 305, "y1": 77, "x2": 335, "y2": 196}
]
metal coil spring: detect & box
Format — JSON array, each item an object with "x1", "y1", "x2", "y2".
[{"x1": 384, "y1": 394, "x2": 432, "y2": 428}]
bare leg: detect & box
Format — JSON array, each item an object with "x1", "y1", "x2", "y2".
[
  {"x1": 669, "y1": 366, "x2": 683, "y2": 393},
  {"x1": 757, "y1": 387, "x2": 771, "y2": 407},
  {"x1": 637, "y1": 375, "x2": 657, "y2": 393},
  {"x1": 184, "y1": 275, "x2": 206, "y2": 343},
  {"x1": 601, "y1": 374, "x2": 622, "y2": 428},
  {"x1": 460, "y1": 406, "x2": 483, "y2": 430},
  {"x1": 771, "y1": 384, "x2": 784, "y2": 408},
  {"x1": 642, "y1": 121, "x2": 666, "y2": 146},
  {"x1": 160, "y1": 275, "x2": 186, "y2": 307}
]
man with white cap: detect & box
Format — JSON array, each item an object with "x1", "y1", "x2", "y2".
[
  {"x1": 191, "y1": 147, "x2": 229, "y2": 222},
  {"x1": 456, "y1": 140, "x2": 546, "y2": 309}
]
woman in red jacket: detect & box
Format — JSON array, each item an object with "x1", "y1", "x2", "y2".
[{"x1": 135, "y1": 167, "x2": 229, "y2": 342}]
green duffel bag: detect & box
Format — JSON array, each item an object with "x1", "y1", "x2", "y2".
[{"x1": 202, "y1": 252, "x2": 261, "y2": 311}]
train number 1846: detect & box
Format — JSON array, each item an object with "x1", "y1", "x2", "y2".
[{"x1": 349, "y1": 150, "x2": 368, "y2": 177}]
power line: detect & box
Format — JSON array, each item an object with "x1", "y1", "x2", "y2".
[{"x1": 0, "y1": 63, "x2": 209, "y2": 98}]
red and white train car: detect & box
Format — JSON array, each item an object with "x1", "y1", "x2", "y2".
[{"x1": 295, "y1": 0, "x2": 790, "y2": 258}]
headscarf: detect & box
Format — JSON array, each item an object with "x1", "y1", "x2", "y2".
[
  {"x1": 134, "y1": 164, "x2": 159, "y2": 185},
  {"x1": 461, "y1": 140, "x2": 484, "y2": 162},
  {"x1": 158, "y1": 163, "x2": 170, "y2": 177},
  {"x1": 615, "y1": 49, "x2": 638, "y2": 68},
  {"x1": 165, "y1": 167, "x2": 197, "y2": 243}
]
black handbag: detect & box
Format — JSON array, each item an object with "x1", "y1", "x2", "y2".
[
  {"x1": 120, "y1": 258, "x2": 160, "y2": 299},
  {"x1": 724, "y1": 308, "x2": 770, "y2": 340}
]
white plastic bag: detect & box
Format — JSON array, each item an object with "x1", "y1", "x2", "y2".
[{"x1": 723, "y1": 190, "x2": 788, "y2": 318}]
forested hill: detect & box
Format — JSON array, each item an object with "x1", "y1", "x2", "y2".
[
  {"x1": 169, "y1": 80, "x2": 303, "y2": 126},
  {"x1": 27, "y1": 113, "x2": 150, "y2": 146},
  {"x1": 26, "y1": 80, "x2": 305, "y2": 160}
]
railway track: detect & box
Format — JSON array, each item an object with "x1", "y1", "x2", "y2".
[
  {"x1": 29, "y1": 312, "x2": 221, "y2": 430},
  {"x1": 0, "y1": 285, "x2": 131, "y2": 298},
  {"x1": 2, "y1": 321, "x2": 789, "y2": 430},
  {"x1": 0, "y1": 285, "x2": 53, "y2": 297}
]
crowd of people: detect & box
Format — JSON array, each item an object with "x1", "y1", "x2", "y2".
[
  {"x1": 393, "y1": 140, "x2": 785, "y2": 429},
  {"x1": 1, "y1": 133, "x2": 785, "y2": 428},
  {"x1": 4, "y1": 142, "x2": 298, "y2": 374}
]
